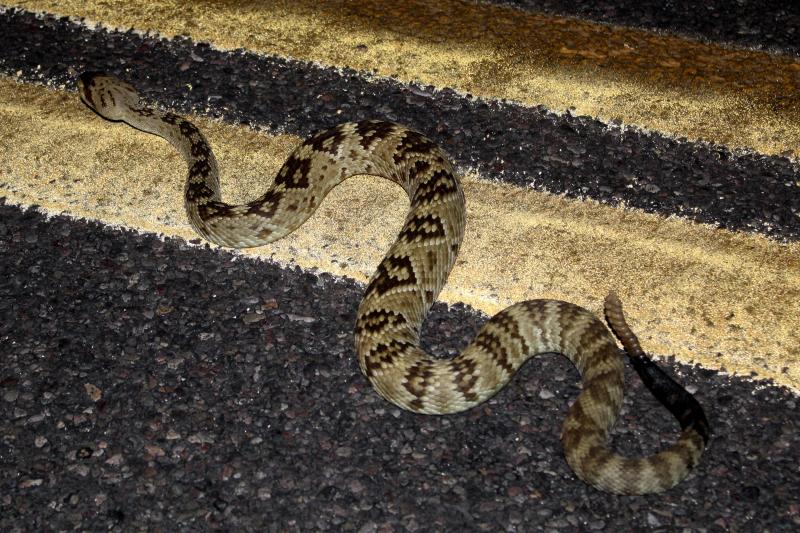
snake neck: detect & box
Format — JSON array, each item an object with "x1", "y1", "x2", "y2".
[{"x1": 122, "y1": 106, "x2": 225, "y2": 242}]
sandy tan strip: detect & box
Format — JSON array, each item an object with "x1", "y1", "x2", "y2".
[
  {"x1": 3, "y1": 78, "x2": 798, "y2": 389},
  {"x1": 11, "y1": 0, "x2": 800, "y2": 158}
]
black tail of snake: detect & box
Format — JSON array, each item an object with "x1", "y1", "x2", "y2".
[{"x1": 77, "y1": 72, "x2": 709, "y2": 494}]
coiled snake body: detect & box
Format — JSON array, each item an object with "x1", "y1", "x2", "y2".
[{"x1": 78, "y1": 72, "x2": 708, "y2": 494}]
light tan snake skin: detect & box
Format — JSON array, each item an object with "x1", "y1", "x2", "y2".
[{"x1": 78, "y1": 72, "x2": 709, "y2": 494}]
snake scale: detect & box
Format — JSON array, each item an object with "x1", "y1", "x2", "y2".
[{"x1": 78, "y1": 72, "x2": 709, "y2": 494}]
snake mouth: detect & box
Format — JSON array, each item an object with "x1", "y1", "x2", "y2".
[{"x1": 77, "y1": 71, "x2": 100, "y2": 109}]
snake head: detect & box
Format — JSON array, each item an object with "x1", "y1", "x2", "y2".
[{"x1": 78, "y1": 72, "x2": 140, "y2": 122}]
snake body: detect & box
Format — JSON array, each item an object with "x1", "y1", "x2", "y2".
[{"x1": 78, "y1": 72, "x2": 708, "y2": 494}]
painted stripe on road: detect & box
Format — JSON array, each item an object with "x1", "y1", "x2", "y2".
[
  {"x1": 2, "y1": 77, "x2": 798, "y2": 390},
  {"x1": 8, "y1": 0, "x2": 800, "y2": 157}
]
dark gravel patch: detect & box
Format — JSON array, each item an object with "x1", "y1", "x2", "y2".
[
  {"x1": 1, "y1": 8, "x2": 798, "y2": 242},
  {"x1": 491, "y1": 0, "x2": 800, "y2": 57},
  {"x1": 2, "y1": 200, "x2": 799, "y2": 530}
]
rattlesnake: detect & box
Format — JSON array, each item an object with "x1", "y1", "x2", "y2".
[{"x1": 77, "y1": 72, "x2": 709, "y2": 494}]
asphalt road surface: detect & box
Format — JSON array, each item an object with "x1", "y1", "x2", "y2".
[{"x1": 1, "y1": 1, "x2": 798, "y2": 530}]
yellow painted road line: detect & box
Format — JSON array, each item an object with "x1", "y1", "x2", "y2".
[
  {"x1": 2, "y1": 78, "x2": 798, "y2": 389},
  {"x1": 11, "y1": 0, "x2": 800, "y2": 158}
]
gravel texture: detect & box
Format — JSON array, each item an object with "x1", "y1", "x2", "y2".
[
  {"x1": 493, "y1": 0, "x2": 800, "y2": 57},
  {"x1": 1, "y1": 8, "x2": 797, "y2": 242},
  {"x1": 2, "y1": 201, "x2": 799, "y2": 530},
  {"x1": 2, "y1": 3, "x2": 799, "y2": 530}
]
